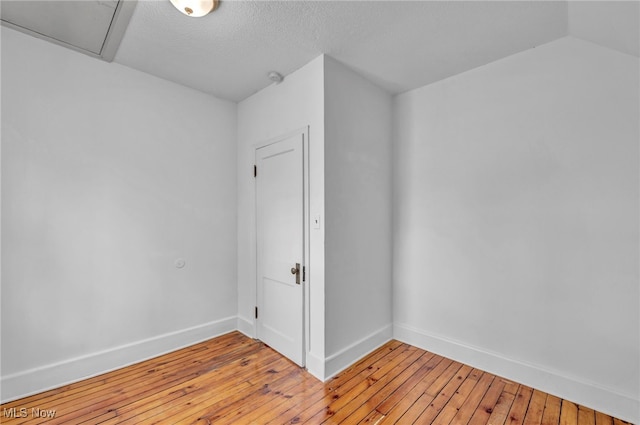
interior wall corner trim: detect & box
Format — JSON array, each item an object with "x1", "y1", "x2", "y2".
[
  {"x1": 323, "y1": 324, "x2": 393, "y2": 381},
  {"x1": 236, "y1": 315, "x2": 255, "y2": 339}
]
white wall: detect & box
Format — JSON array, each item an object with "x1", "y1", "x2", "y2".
[
  {"x1": 393, "y1": 36, "x2": 639, "y2": 422},
  {"x1": 569, "y1": 1, "x2": 639, "y2": 58},
  {"x1": 236, "y1": 56, "x2": 326, "y2": 379},
  {"x1": 323, "y1": 57, "x2": 393, "y2": 377},
  {"x1": 3, "y1": 16, "x2": 638, "y2": 422},
  {"x1": 1, "y1": 27, "x2": 238, "y2": 401}
]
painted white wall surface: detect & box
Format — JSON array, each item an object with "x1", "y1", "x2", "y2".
[
  {"x1": 1, "y1": 27, "x2": 238, "y2": 401},
  {"x1": 323, "y1": 57, "x2": 393, "y2": 377},
  {"x1": 237, "y1": 56, "x2": 326, "y2": 379},
  {"x1": 568, "y1": 1, "x2": 640, "y2": 58},
  {"x1": 393, "y1": 36, "x2": 639, "y2": 422}
]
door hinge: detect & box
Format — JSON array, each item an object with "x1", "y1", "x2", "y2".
[
  {"x1": 303, "y1": 266, "x2": 306, "y2": 282},
  {"x1": 255, "y1": 306, "x2": 258, "y2": 319},
  {"x1": 253, "y1": 165, "x2": 257, "y2": 177}
]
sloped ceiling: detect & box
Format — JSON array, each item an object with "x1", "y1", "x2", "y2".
[
  {"x1": 3, "y1": 1, "x2": 638, "y2": 102},
  {"x1": 114, "y1": 0, "x2": 568, "y2": 101},
  {"x1": 1, "y1": 1, "x2": 118, "y2": 55},
  {"x1": 0, "y1": 0, "x2": 136, "y2": 61}
]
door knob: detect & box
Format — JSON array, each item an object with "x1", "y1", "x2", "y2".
[{"x1": 291, "y1": 263, "x2": 300, "y2": 285}]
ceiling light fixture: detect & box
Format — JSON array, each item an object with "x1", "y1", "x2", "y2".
[{"x1": 169, "y1": 0, "x2": 219, "y2": 17}]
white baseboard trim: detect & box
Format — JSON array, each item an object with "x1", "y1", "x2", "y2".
[
  {"x1": 324, "y1": 324, "x2": 393, "y2": 381},
  {"x1": 236, "y1": 315, "x2": 255, "y2": 339},
  {"x1": 393, "y1": 323, "x2": 639, "y2": 424},
  {"x1": 305, "y1": 351, "x2": 325, "y2": 382},
  {"x1": 0, "y1": 316, "x2": 237, "y2": 403}
]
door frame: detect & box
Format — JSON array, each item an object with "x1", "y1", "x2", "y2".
[{"x1": 253, "y1": 126, "x2": 310, "y2": 367}]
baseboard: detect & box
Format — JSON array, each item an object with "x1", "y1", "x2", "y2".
[
  {"x1": 0, "y1": 316, "x2": 237, "y2": 403},
  {"x1": 393, "y1": 323, "x2": 639, "y2": 424},
  {"x1": 236, "y1": 315, "x2": 255, "y2": 339},
  {"x1": 324, "y1": 324, "x2": 393, "y2": 381},
  {"x1": 305, "y1": 351, "x2": 325, "y2": 382}
]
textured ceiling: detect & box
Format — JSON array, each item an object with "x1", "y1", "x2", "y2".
[
  {"x1": 4, "y1": 1, "x2": 638, "y2": 102},
  {"x1": 114, "y1": 0, "x2": 569, "y2": 102}
]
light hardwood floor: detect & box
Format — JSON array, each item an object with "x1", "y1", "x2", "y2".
[{"x1": 0, "y1": 331, "x2": 633, "y2": 424}]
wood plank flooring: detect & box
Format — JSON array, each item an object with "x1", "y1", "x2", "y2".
[{"x1": 0, "y1": 332, "x2": 633, "y2": 424}]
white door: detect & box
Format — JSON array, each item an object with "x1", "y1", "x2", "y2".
[{"x1": 255, "y1": 133, "x2": 305, "y2": 366}]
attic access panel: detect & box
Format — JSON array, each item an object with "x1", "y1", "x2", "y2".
[{"x1": 0, "y1": 0, "x2": 136, "y2": 61}]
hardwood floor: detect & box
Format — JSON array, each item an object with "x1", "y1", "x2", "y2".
[{"x1": 0, "y1": 332, "x2": 633, "y2": 424}]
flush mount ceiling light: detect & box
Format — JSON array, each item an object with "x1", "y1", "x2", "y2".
[{"x1": 170, "y1": 0, "x2": 219, "y2": 17}]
